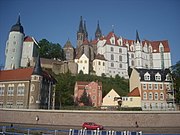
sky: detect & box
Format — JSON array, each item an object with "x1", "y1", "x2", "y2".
[{"x1": 0, "y1": 0, "x2": 180, "y2": 68}]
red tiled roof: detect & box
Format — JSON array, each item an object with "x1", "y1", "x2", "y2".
[
  {"x1": 90, "y1": 39, "x2": 98, "y2": 45},
  {"x1": 105, "y1": 32, "x2": 119, "y2": 45},
  {"x1": 128, "y1": 87, "x2": 140, "y2": 97},
  {"x1": 0, "y1": 68, "x2": 33, "y2": 81},
  {"x1": 142, "y1": 40, "x2": 170, "y2": 53},
  {"x1": 24, "y1": 36, "x2": 34, "y2": 42},
  {"x1": 94, "y1": 54, "x2": 107, "y2": 61},
  {"x1": 76, "y1": 81, "x2": 89, "y2": 85}
]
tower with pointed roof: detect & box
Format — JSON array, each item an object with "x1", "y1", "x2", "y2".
[
  {"x1": 77, "y1": 16, "x2": 84, "y2": 49},
  {"x1": 63, "y1": 39, "x2": 75, "y2": 61},
  {"x1": 5, "y1": 15, "x2": 25, "y2": 70},
  {"x1": 95, "y1": 21, "x2": 102, "y2": 39},
  {"x1": 134, "y1": 30, "x2": 143, "y2": 68},
  {"x1": 29, "y1": 54, "x2": 43, "y2": 109}
]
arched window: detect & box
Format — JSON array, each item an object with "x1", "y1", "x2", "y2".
[
  {"x1": 149, "y1": 92, "x2": 153, "y2": 100},
  {"x1": 154, "y1": 92, "x2": 158, "y2": 100},
  {"x1": 160, "y1": 92, "x2": 164, "y2": 100},
  {"x1": 143, "y1": 92, "x2": 147, "y2": 100},
  {"x1": 131, "y1": 60, "x2": 134, "y2": 66},
  {"x1": 155, "y1": 72, "x2": 161, "y2": 81},
  {"x1": 144, "y1": 72, "x2": 150, "y2": 81},
  {"x1": 119, "y1": 55, "x2": 122, "y2": 61}
]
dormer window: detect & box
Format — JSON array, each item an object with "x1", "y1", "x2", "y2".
[
  {"x1": 155, "y1": 72, "x2": 161, "y2": 81},
  {"x1": 144, "y1": 72, "x2": 150, "y2": 81},
  {"x1": 166, "y1": 73, "x2": 171, "y2": 81}
]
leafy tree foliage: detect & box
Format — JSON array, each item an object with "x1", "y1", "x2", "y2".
[
  {"x1": 171, "y1": 60, "x2": 180, "y2": 103},
  {"x1": 80, "y1": 89, "x2": 92, "y2": 106},
  {"x1": 38, "y1": 39, "x2": 65, "y2": 60}
]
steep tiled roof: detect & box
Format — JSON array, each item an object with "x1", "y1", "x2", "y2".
[
  {"x1": 105, "y1": 32, "x2": 119, "y2": 45},
  {"x1": 94, "y1": 54, "x2": 107, "y2": 61},
  {"x1": 142, "y1": 40, "x2": 170, "y2": 53},
  {"x1": 24, "y1": 36, "x2": 34, "y2": 42},
  {"x1": 0, "y1": 68, "x2": 33, "y2": 81},
  {"x1": 128, "y1": 87, "x2": 140, "y2": 97},
  {"x1": 136, "y1": 68, "x2": 171, "y2": 82},
  {"x1": 82, "y1": 39, "x2": 90, "y2": 45}
]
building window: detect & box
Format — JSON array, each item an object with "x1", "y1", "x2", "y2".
[
  {"x1": 144, "y1": 73, "x2": 150, "y2": 81},
  {"x1": 143, "y1": 84, "x2": 147, "y2": 90},
  {"x1": 0, "y1": 102, "x2": 3, "y2": 108},
  {"x1": 131, "y1": 54, "x2": 134, "y2": 58},
  {"x1": 111, "y1": 54, "x2": 114, "y2": 60},
  {"x1": 148, "y1": 84, "x2": 152, "y2": 90},
  {"x1": 16, "y1": 101, "x2": 23, "y2": 108},
  {"x1": 155, "y1": 73, "x2": 161, "y2": 81},
  {"x1": 84, "y1": 60, "x2": 87, "y2": 63},
  {"x1": 159, "y1": 84, "x2": 163, "y2": 90},
  {"x1": 17, "y1": 84, "x2": 25, "y2": 96},
  {"x1": 166, "y1": 74, "x2": 171, "y2": 81},
  {"x1": 103, "y1": 62, "x2": 105, "y2": 66},
  {"x1": 0, "y1": 85, "x2": 5, "y2": 96},
  {"x1": 131, "y1": 60, "x2": 134, "y2": 66},
  {"x1": 119, "y1": 55, "x2": 122, "y2": 61},
  {"x1": 154, "y1": 93, "x2": 158, "y2": 100},
  {"x1": 149, "y1": 92, "x2": 153, "y2": 100},
  {"x1": 111, "y1": 63, "x2": 114, "y2": 67},
  {"x1": 7, "y1": 85, "x2": 14, "y2": 96},
  {"x1": 160, "y1": 92, "x2": 164, "y2": 100},
  {"x1": 111, "y1": 47, "x2": 114, "y2": 52},
  {"x1": 119, "y1": 48, "x2": 122, "y2": 53},
  {"x1": 143, "y1": 92, "x2": 147, "y2": 100},
  {"x1": 7, "y1": 101, "x2": 13, "y2": 108},
  {"x1": 154, "y1": 84, "x2": 158, "y2": 90},
  {"x1": 31, "y1": 84, "x2": 35, "y2": 91},
  {"x1": 98, "y1": 61, "x2": 101, "y2": 65},
  {"x1": 119, "y1": 64, "x2": 122, "y2": 68}
]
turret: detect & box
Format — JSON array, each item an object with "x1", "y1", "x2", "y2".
[{"x1": 95, "y1": 21, "x2": 102, "y2": 39}]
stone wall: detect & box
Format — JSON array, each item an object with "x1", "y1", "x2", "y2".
[{"x1": 0, "y1": 109, "x2": 180, "y2": 128}]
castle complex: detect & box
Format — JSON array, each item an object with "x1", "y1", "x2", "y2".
[{"x1": 4, "y1": 15, "x2": 172, "y2": 79}]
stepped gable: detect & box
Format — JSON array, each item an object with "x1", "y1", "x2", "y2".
[
  {"x1": 128, "y1": 87, "x2": 140, "y2": 97},
  {"x1": 142, "y1": 40, "x2": 170, "y2": 53}
]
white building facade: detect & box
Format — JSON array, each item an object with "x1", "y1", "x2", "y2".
[{"x1": 75, "y1": 54, "x2": 89, "y2": 74}]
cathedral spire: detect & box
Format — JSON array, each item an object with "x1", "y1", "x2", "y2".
[
  {"x1": 84, "y1": 20, "x2": 88, "y2": 39},
  {"x1": 95, "y1": 20, "x2": 102, "y2": 39},
  {"x1": 32, "y1": 54, "x2": 42, "y2": 75},
  {"x1": 136, "y1": 30, "x2": 141, "y2": 43},
  {"x1": 17, "y1": 14, "x2": 21, "y2": 25},
  {"x1": 78, "y1": 16, "x2": 84, "y2": 33}
]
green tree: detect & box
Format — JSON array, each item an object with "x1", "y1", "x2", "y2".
[
  {"x1": 171, "y1": 61, "x2": 180, "y2": 103},
  {"x1": 80, "y1": 89, "x2": 91, "y2": 106},
  {"x1": 38, "y1": 39, "x2": 65, "y2": 60}
]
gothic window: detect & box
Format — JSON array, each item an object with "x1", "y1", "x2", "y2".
[
  {"x1": 111, "y1": 47, "x2": 114, "y2": 52},
  {"x1": 31, "y1": 84, "x2": 35, "y2": 91},
  {"x1": 111, "y1": 54, "x2": 114, "y2": 60},
  {"x1": 119, "y1": 55, "x2": 122, "y2": 61}
]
